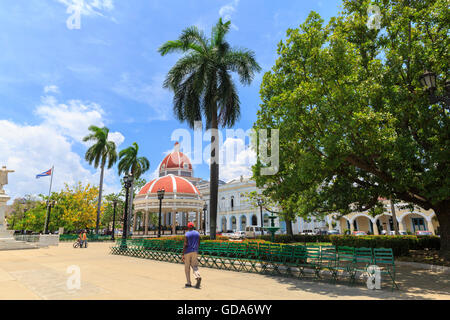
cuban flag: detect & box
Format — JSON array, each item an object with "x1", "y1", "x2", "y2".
[{"x1": 36, "y1": 168, "x2": 52, "y2": 179}]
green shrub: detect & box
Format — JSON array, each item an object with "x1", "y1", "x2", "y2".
[
  {"x1": 255, "y1": 234, "x2": 331, "y2": 243},
  {"x1": 329, "y1": 235, "x2": 440, "y2": 256}
]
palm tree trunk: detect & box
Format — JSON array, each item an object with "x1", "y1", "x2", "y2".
[
  {"x1": 209, "y1": 109, "x2": 219, "y2": 240},
  {"x1": 96, "y1": 165, "x2": 105, "y2": 234}
]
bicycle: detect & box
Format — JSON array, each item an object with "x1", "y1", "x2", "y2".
[
  {"x1": 73, "y1": 239, "x2": 81, "y2": 248},
  {"x1": 73, "y1": 239, "x2": 88, "y2": 248}
]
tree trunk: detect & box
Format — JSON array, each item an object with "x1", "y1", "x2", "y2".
[
  {"x1": 209, "y1": 110, "x2": 219, "y2": 240},
  {"x1": 434, "y1": 202, "x2": 450, "y2": 261},
  {"x1": 286, "y1": 219, "x2": 294, "y2": 237},
  {"x1": 390, "y1": 200, "x2": 399, "y2": 235},
  {"x1": 96, "y1": 165, "x2": 105, "y2": 234}
]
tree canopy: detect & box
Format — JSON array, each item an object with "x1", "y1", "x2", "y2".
[{"x1": 254, "y1": 0, "x2": 449, "y2": 257}]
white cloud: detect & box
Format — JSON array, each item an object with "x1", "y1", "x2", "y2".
[
  {"x1": 108, "y1": 131, "x2": 125, "y2": 147},
  {"x1": 56, "y1": 0, "x2": 114, "y2": 17},
  {"x1": 0, "y1": 120, "x2": 96, "y2": 201},
  {"x1": 203, "y1": 137, "x2": 256, "y2": 182},
  {"x1": 219, "y1": 0, "x2": 240, "y2": 30},
  {"x1": 0, "y1": 89, "x2": 124, "y2": 202},
  {"x1": 219, "y1": 137, "x2": 256, "y2": 182},
  {"x1": 44, "y1": 85, "x2": 60, "y2": 94},
  {"x1": 36, "y1": 93, "x2": 124, "y2": 146}
]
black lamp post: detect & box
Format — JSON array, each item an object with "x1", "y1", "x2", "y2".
[
  {"x1": 44, "y1": 200, "x2": 56, "y2": 234},
  {"x1": 112, "y1": 199, "x2": 118, "y2": 241},
  {"x1": 257, "y1": 198, "x2": 264, "y2": 236},
  {"x1": 157, "y1": 188, "x2": 165, "y2": 238},
  {"x1": 122, "y1": 174, "x2": 133, "y2": 245},
  {"x1": 419, "y1": 71, "x2": 450, "y2": 106},
  {"x1": 203, "y1": 203, "x2": 208, "y2": 235}
]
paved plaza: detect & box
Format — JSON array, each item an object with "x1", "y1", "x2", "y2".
[{"x1": 0, "y1": 242, "x2": 448, "y2": 300}]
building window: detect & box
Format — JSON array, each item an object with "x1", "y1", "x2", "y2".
[
  {"x1": 252, "y1": 215, "x2": 257, "y2": 226},
  {"x1": 231, "y1": 196, "x2": 234, "y2": 210},
  {"x1": 412, "y1": 218, "x2": 426, "y2": 232}
]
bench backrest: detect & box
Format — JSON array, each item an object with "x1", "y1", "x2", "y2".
[
  {"x1": 373, "y1": 248, "x2": 395, "y2": 265},
  {"x1": 355, "y1": 247, "x2": 373, "y2": 264}
]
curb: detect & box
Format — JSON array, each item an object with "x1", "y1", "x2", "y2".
[{"x1": 396, "y1": 261, "x2": 450, "y2": 274}]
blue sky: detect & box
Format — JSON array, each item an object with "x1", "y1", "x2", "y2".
[{"x1": 0, "y1": 0, "x2": 342, "y2": 201}]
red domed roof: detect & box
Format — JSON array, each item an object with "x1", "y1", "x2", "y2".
[
  {"x1": 159, "y1": 142, "x2": 192, "y2": 172},
  {"x1": 138, "y1": 174, "x2": 201, "y2": 196}
]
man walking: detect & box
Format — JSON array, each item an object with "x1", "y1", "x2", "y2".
[{"x1": 183, "y1": 222, "x2": 202, "y2": 288}]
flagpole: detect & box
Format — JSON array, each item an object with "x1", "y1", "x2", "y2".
[{"x1": 44, "y1": 165, "x2": 54, "y2": 234}]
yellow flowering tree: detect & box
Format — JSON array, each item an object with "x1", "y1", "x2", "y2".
[{"x1": 52, "y1": 182, "x2": 102, "y2": 232}]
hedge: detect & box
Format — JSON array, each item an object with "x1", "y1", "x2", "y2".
[
  {"x1": 255, "y1": 234, "x2": 331, "y2": 243},
  {"x1": 59, "y1": 234, "x2": 115, "y2": 242},
  {"x1": 329, "y1": 235, "x2": 440, "y2": 256}
]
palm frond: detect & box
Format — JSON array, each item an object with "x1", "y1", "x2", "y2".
[{"x1": 223, "y1": 49, "x2": 262, "y2": 85}]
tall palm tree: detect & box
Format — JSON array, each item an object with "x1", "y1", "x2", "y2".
[
  {"x1": 159, "y1": 18, "x2": 261, "y2": 239},
  {"x1": 83, "y1": 125, "x2": 118, "y2": 234},
  {"x1": 118, "y1": 142, "x2": 150, "y2": 233}
]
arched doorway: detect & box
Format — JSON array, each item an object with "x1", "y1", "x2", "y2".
[
  {"x1": 240, "y1": 215, "x2": 247, "y2": 231},
  {"x1": 352, "y1": 214, "x2": 374, "y2": 234},
  {"x1": 221, "y1": 216, "x2": 227, "y2": 232},
  {"x1": 399, "y1": 212, "x2": 435, "y2": 234},
  {"x1": 231, "y1": 216, "x2": 237, "y2": 231},
  {"x1": 251, "y1": 214, "x2": 258, "y2": 226}
]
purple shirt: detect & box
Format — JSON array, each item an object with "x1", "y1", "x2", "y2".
[{"x1": 185, "y1": 230, "x2": 200, "y2": 254}]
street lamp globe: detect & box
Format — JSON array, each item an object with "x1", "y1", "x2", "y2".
[
  {"x1": 157, "y1": 188, "x2": 165, "y2": 200},
  {"x1": 123, "y1": 173, "x2": 133, "y2": 188},
  {"x1": 419, "y1": 71, "x2": 437, "y2": 91}
]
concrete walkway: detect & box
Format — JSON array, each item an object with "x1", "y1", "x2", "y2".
[{"x1": 0, "y1": 242, "x2": 449, "y2": 300}]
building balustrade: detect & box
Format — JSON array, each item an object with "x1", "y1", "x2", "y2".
[{"x1": 218, "y1": 204, "x2": 255, "y2": 213}]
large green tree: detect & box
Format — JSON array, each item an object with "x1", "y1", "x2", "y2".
[
  {"x1": 83, "y1": 125, "x2": 118, "y2": 234},
  {"x1": 118, "y1": 142, "x2": 150, "y2": 233},
  {"x1": 159, "y1": 18, "x2": 261, "y2": 239},
  {"x1": 255, "y1": 1, "x2": 449, "y2": 258}
]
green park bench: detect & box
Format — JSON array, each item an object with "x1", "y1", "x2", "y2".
[{"x1": 110, "y1": 239, "x2": 398, "y2": 290}]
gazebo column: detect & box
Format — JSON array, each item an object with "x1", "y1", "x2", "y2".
[
  {"x1": 185, "y1": 212, "x2": 189, "y2": 225},
  {"x1": 199, "y1": 211, "x2": 203, "y2": 232},
  {"x1": 171, "y1": 212, "x2": 176, "y2": 234},
  {"x1": 144, "y1": 212, "x2": 149, "y2": 235},
  {"x1": 196, "y1": 212, "x2": 199, "y2": 229},
  {"x1": 133, "y1": 212, "x2": 138, "y2": 232}
]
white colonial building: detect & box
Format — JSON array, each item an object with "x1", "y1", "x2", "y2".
[{"x1": 198, "y1": 176, "x2": 328, "y2": 234}]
